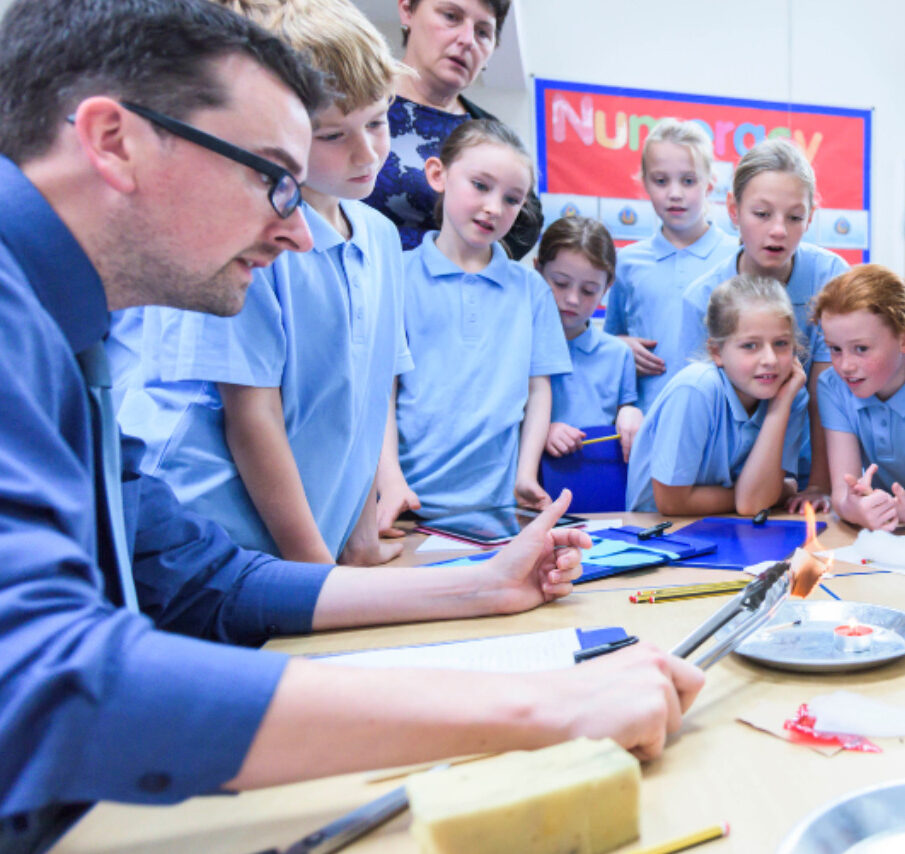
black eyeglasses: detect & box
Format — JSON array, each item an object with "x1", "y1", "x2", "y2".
[{"x1": 68, "y1": 101, "x2": 303, "y2": 218}]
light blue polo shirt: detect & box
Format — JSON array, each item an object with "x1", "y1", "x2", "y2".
[
  {"x1": 626, "y1": 361, "x2": 808, "y2": 512},
  {"x1": 111, "y1": 200, "x2": 412, "y2": 558},
  {"x1": 679, "y1": 243, "x2": 848, "y2": 374},
  {"x1": 552, "y1": 324, "x2": 637, "y2": 428},
  {"x1": 398, "y1": 233, "x2": 571, "y2": 516},
  {"x1": 604, "y1": 224, "x2": 737, "y2": 411},
  {"x1": 818, "y1": 368, "x2": 905, "y2": 493}
]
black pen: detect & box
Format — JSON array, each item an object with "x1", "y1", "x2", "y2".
[
  {"x1": 637, "y1": 521, "x2": 672, "y2": 540},
  {"x1": 573, "y1": 635, "x2": 639, "y2": 663}
]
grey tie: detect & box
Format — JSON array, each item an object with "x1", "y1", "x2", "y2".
[{"x1": 76, "y1": 342, "x2": 139, "y2": 612}]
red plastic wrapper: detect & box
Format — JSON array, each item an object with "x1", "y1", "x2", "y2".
[{"x1": 784, "y1": 704, "x2": 882, "y2": 753}]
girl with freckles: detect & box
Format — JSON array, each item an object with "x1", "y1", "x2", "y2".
[{"x1": 813, "y1": 265, "x2": 905, "y2": 531}]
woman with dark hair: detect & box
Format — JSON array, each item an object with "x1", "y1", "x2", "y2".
[{"x1": 364, "y1": 0, "x2": 542, "y2": 259}]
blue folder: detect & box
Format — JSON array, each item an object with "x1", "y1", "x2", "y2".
[
  {"x1": 676, "y1": 517, "x2": 827, "y2": 569},
  {"x1": 426, "y1": 526, "x2": 716, "y2": 584},
  {"x1": 575, "y1": 526, "x2": 717, "y2": 583}
]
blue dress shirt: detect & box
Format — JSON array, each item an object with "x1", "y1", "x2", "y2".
[{"x1": 0, "y1": 156, "x2": 332, "y2": 817}]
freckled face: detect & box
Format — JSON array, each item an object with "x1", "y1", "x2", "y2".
[{"x1": 822, "y1": 309, "x2": 905, "y2": 401}]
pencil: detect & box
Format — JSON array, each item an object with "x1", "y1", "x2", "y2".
[
  {"x1": 629, "y1": 582, "x2": 748, "y2": 604},
  {"x1": 629, "y1": 821, "x2": 729, "y2": 854},
  {"x1": 581, "y1": 433, "x2": 621, "y2": 446},
  {"x1": 634, "y1": 581, "x2": 748, "y2": 598}
]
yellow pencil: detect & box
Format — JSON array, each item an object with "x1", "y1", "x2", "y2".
[
  {"x1": 628, "y1": 821, "x2": 729, "y2": 854},
  {"x1": 634, "y1": 581, "x2": 748, "y2": 598},
  {"x1": 581, "y1": 433, "x2": 621, "y2": 446}
]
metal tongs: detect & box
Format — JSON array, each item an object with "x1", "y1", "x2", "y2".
[{"x1": 671, "y1": 560, "x2": 792, "y2": 669}]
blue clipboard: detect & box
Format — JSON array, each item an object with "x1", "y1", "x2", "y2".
[
  {"x1": 576, "y1": 526, "x2": 717, "y2": 583},
  {"x1": 676, "y1": 517, "x2": 827, "y2": 569}
]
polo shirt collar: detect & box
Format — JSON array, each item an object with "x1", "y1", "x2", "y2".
[
  {"x1": 421, "y1": 231, "x2": 507, "y2": 286},
  {"x1": 303, "y1": 199, "x2": 370, "y2": 260},
  {"x1": 571, "y1": 323, "x2": 602, "y2": 354},
  {"x1": 650, "y1": 223, "x2": 731, "y2": 261},
  {"x1": 0, "y1": 156, "x2": 107, "y2": 353},
  {"x1": 718, "y1": 365, "x2": 767, "y2": 426},
  {"x1": 852, "y1": 376, "x2": 905, "y2": 416}
]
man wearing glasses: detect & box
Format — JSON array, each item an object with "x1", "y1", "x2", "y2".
[{"x1": 0, "y1": 0, "x2": 702, "y2": 849}]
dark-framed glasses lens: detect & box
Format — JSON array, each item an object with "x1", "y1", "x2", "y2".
[{"x1": 270, "y1": 175, "x2": 301, "y2": 218}]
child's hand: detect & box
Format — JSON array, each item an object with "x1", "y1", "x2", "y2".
[
  {"x1": 623, "y1": 336, "x2": 665, "y2": 376},
  {"x1": 515, "y1": 477, "x2": 551, "y2": 510},
  {"x1": 338, "y1": 537, "x2": 404, "y2": 567},
  {"x1": 614, "y1": 405, "x2": 643, "y2": 463},
  {"x1": 770, "y1": 357, "x2": 807, "y2": 410},
  {"x1": 545, "y1": 422, "x2": 585, "y2": 457},
  {"x1": 841, "y1": 465, "x2": 898, "y2": 530},
  {"x1": 893, "y1": 482, "x2": 905, "y2": 525},
  {"x1": 376, "y1": 481, "x2": 421, "y2": 538},
  {"x1": 786, "y1": 484, "x2": 831, "y2": 514}
]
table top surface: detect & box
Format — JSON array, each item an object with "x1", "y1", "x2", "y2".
[{"x1": 52, "y1": 512, "x2": 905, "y2": 854}]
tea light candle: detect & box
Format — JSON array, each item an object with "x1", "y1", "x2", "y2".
[{"x1": 834, "y1": 620, "x2": 874, "y2": 653}]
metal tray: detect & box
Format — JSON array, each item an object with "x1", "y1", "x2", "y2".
[
  {"x1": 777, "y1": 780, "x2": 905, "y2": 853},
  {"x1": 730, "y1": 600, "x2": 905, "y2": 673}
]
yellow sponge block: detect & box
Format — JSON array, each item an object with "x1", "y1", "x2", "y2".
[{"x1": 406, "y1": 738, "x2": 640, "y2": 854}]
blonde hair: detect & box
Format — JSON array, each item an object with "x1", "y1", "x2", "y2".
[
  {"x1": 641, "y1": 117, "x2": 715, "y2": 179},
  {"x1": 537, "y1": 217, "x2": 616, "y2": 286},
  {"x1": 813, "y1": 264, "x2": 905, "y2": 336},
  {"x1": 732, "y1": 138, "x2": 816, "y2": 210},
  {"x1": 707, "y1": 274, "x2": 802, "y2": 356},
  {"x1": 217, "y1": 0, "x2": 405, "y2": 112}
]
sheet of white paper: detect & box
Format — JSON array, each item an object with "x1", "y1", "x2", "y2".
[
  {"x1": 317, "y1": 627, "x2": 580, "y2": 672},
  {"x1": 810, "y1": 690, "x2": 905, "y2": 737},
  {"x1": 743, "y1": 560, "x2": 778, "y2": 577},
  {"x1": 415, "y1": 534, "x2": 482, "y2": 553},
  {"x1": 816, "y1": 529, "x2": 905, "y2": 573},
  {"x1": 585, "y1": 519, "x2": 623, "y2": 534}
]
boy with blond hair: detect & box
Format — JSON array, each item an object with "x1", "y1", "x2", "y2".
[{"x1": 111, "y1": 0, "x2": 412, "y2": 565}]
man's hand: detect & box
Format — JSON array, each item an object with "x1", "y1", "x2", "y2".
[
  {"x1": 545, "y1": 642, "x2": 705, "y2": 760},
  {"x1": 485, "y1": 490, "x2": 589, "y2": 613}
]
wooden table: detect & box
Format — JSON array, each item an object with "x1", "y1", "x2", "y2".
[{"x1": 53, "y1": 513, "x2": 905, "y2": 854}]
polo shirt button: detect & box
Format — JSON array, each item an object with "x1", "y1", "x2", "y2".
[{"x1": 138, "y1": 772, "x2": 172, "y2": 793}]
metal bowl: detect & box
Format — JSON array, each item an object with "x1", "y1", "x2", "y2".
[
  {"x1": 777, "y1": 780, "x2": 905, "y2": 853},
  {"x1": 732, "y1": 600, "x2": 905, "y2": 674}
]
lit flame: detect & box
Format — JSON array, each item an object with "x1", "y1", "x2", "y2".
[
  {"x1": 802, "y1": 502, "x2": 827, "y2": 553},
  {"x1": 789, "y1": 503, "x2": 832, "y2": 598},
  {"x1": 847, "y1": 617, "x2": 858, "y2": 631}
]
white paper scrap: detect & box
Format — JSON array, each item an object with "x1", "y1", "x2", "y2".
[
  {"x1": 415, "y1": 534, "x2": 482, "y2": 553},
  {"x1": 810, "y1": 690, "x2": 905, "y2": 737},
  {"x1": 585, "y1": 519, "x2": 623, "y2": 535},
  {"x1": 317, "y1": 627, "x2": 581, "y2": 672},
  {"x1": 816, "y1": 529, "x2": 905, "y2": 573}
]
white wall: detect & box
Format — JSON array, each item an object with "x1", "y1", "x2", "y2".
[{"x1": 361, "y1": 0, "x2": 905, "y2": 273}]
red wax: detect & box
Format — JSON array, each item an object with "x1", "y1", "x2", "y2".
[{"x1": 834, "y1": 624, "x2": 873, "y2": 637}]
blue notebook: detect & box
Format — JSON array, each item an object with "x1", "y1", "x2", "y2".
[{"x1": 676, "y1": 517, "x2": 827, "y2": 570}]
